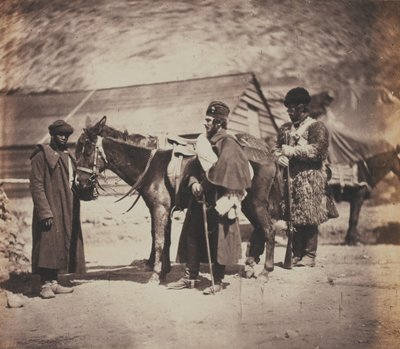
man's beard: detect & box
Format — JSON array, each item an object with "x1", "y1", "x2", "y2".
[
  {"x1": 206, "y1": 125, "x2": 219, "y2": 139},
  {"x1": 290, "y1": 113, "x2": 307, "y2": 126}
]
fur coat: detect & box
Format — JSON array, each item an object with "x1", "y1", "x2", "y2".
[{"x1": 275, "y1": 117, "x2": 337, "y2": 226}]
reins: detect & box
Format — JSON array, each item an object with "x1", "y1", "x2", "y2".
[
  {"x1": 76, "y1": 134, "x2": 158, "y2": 212},
  {"x1": 115, "y1": 148, "x2": 157, "y2": 213}
]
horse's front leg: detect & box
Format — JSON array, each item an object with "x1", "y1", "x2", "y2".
[
  {"x1": 145, "y1": 234, "x2": 155, "y2": 271},
  {"x1": 148, "y1": 204, "x2": 170, "y2": 283}
]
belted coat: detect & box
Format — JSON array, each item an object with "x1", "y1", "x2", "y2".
[{"x1": 30, "y1": 144, "x2": 85, "y2": 274}]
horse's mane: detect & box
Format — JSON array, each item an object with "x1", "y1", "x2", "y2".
[
  {"x1": 105, "y1": 137, "x2": 172, "y2": 155},
  {"x1": 101, "y1": 124, "x2": 158, "y2": 149},
  {"x1": 366, "y1": 147, "x2": 396, "y2": 165}
]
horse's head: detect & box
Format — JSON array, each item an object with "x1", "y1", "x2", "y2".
[
  {"x1": 75, "y1": 116, "x2": 108, "y2": 197},
  {"x1": 308, "y1": 91, "x2": 335, "y2": 119},
  {"x1": 393, "y1": 144, "x2": 400, "y2": 177}
]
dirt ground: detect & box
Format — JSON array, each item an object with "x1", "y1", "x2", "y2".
[{"x1": 0, "y1": 197, "x2": 399, "y2": 349}]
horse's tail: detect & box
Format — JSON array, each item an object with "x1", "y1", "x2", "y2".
[{"x1": 268, "y1": 161, "x2": 284, "y2": 220}]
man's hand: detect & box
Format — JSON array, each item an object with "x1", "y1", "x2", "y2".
[
  {"x1": 282, "y1": 144, "x2": 296, "y2": 158},
  {"x1": 191, "y1": 182, "x2": 203, "y2": 197},
  {"x1": 41, "y1": 217, "x2": 53, "y2": 231},
  {"x1": 278, "y1": 155, "x2": 289, "y2": 168}
]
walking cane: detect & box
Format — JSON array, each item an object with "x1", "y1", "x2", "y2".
[{"x1": 201, "y1": 193, "x2": 216, "y2": 295}]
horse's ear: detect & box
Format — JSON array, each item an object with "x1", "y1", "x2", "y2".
[
  {"x1": 93, "y1": 115, "x2": 107, "y2": 134},
  {"x1": 85, "y1": 116, "x2": 92, "y2": 127},
  {"x1": 97, "y1": 116, "x2": 107, "y2": 132}
]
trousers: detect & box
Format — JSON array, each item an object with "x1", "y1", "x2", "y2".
[{"x1": 293, "y1": 224, "x2": 318, "y2": 259}]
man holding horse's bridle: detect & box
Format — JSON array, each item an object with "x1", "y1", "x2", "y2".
[
  {"x1": 274, "y1": 87, "x2": 338, "y2": 267},
  {"x1": 29, "y1": 120, "x2": 86, "y2": 298},
  {"x1": 168, "y1": 101, "x2": 252, "y2": 294}
]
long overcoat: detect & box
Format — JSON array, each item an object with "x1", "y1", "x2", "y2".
[
  {"x1": 177, "y1": 130, "x2": 251, "y2": 266},
  {"x1": 30, "y1": 144, "x2": 85, "y2": 274},
  {"x1": 276, "y1": 117, "x2": 337, "y2": 226}
]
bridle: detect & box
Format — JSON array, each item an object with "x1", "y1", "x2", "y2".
[
  {"x1": 76, "y1": 132, "x2": 158, "y2": 211},
  {"x1": 76, "y1": 135, "x2": 108, "y2": 184}
]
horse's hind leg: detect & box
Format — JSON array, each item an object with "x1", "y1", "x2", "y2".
[
  {"x1": 148, "y1": 204, "x2": 170, "y2": 283},
  {"x1": 159, "y1": 216, "x2": 172, "y2": 281},
  {"x1": 345, "y1": 187, "x2": 369, "y2": 245},
  {"x1": 242, "y1": 199, "x2": 275, "y2": 281},
  {"x1": 242, "y1": 199, "x2": 264, "y2": 278}
]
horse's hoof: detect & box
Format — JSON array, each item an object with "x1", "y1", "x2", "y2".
[
  {"x1": 345, "y1": 238, "x2": 357, "y2": 246},
  {"x1": 257, "y1": 270, "x2": 269, "y2": 284},
  {"x1": 148, "y1": 273, "x2": 160, "y2": 284},
  {"x1": 159, "y1": 273, "x2": 168, "y2": 284}
]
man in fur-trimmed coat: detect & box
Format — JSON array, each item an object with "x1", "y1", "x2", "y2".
[{"x1": 274, "y1": 87, "x2": 338, "y2": 267}]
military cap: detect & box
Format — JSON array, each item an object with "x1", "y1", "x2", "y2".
[
  {"x1": 48, "y1": 120, "x2": 74, "y2": 135},
  {"x1": 284, "y1": 87, "x2": 311, "y2": 107},
  {"x1": 206, "y1": 101, "x2": 230, "y2": 119}
]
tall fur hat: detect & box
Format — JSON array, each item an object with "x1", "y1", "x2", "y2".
[
  {"x1": 206, "y1": 101, "x2": 230, "y2": 119},
  {"x1": 48, "y1": 120, "x2": 74, "y2": 135},
  {"x1": 284, "y1": 87, "x2": 311, "y2": 107}
]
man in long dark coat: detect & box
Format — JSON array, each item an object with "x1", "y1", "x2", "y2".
[
  {"x1": 30, "y1": 120, "x2": 85, "y2": 298},
  {"x1": 274, "y1": 87, "x2": 338, "y2": 267},
  {"x1": 168, "y1": 101, "x2": 251, "y2": 294}
]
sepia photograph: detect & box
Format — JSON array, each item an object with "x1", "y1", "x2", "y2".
[{"x1": 0, "y1": 0, "x2": 399, "y2": 348}]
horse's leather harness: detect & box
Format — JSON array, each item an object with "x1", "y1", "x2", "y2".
[
  {"x1": 76, "y1": 136, "x2": 157, "y2": 211},
  {"x1": 77, "y1": 136, "x2": 108, "y2": 179}
]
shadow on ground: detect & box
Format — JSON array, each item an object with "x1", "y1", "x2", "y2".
[{"x1": 374, "y1": 222, "x2": 400, "y2": 244}]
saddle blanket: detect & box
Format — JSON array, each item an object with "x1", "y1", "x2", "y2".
[{"x1": 329, "y1": 163, "x2": 367, "y2": 187}]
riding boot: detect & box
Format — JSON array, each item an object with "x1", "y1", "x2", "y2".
[
  {"x1": 167, "y1": 267, "x2": 198, "y2": 289},
  {"x1": 292, "y1": 226, "x2": 304, "y2": 260},
  {"x1": 203, "y1": 263, "x2": 225, "y2": 295},
  {"x1": 297, "y1": 225, "x2": 318, "y2": 267},
  {"x1": 303, "y1": 225, "x2": 318, "y2": 258},
  {"x1": 212, "y1": 263, "x2": 225, "y2": 284}
]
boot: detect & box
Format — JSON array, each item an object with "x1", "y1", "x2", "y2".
[
  {"x1": 167, "y1": 277, "x2": 197, "y2": 290},
  {"x1": 167, "y1": 268, "x2": 198, "y2": 290},
  {"x1": 296, "y1": 255, "x2": 315, "y2": 267},
  {"x1": 203, "y1": 282, "x2": 223, "y2": 295},
  {"x1": 51, "y1": 280, "x2": 74, "y2": 294},
  {"x1": 292, "y1": 256, "x2": 302, "y2": 265},
  {"x1": 40, "y1": 282, "x2": 55, "y2": 299}
]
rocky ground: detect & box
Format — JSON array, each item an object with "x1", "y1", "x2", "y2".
[{"x1": 0, "y1": 196, "x2": 399, "y2": 349}]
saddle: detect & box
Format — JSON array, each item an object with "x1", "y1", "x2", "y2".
[{"x1": 166, "y1": 135, "x2": 197, "y2": 196}]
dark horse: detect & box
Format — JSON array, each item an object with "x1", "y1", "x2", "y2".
[
  {"x1": 309, "y1": 91, "x2": 400, "y2": 245},
  {"x1": 75, "y1": 116, "x2": 280, "y2": 283},
  {"x1": 330, "y1": 146, "x2": 400, "y2": 244}
]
